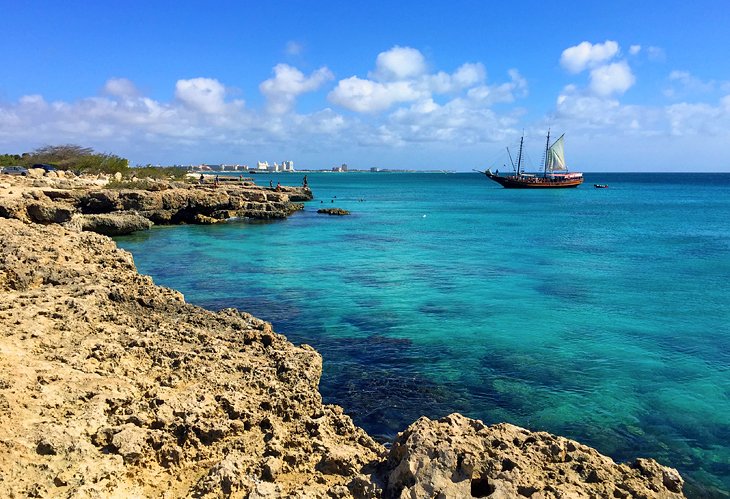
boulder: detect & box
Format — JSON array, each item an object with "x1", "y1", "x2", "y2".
[
  {"x1": 318, "y1": 208, "x2": 350, "y2": 216},
  {"x1": 78, "y1": 212, "x2": 153, "y2": 235},
  {"x1": 26, "y1": 200, "x2": 75, "y2": 224},
  {"x1": 382, "y1": 414, "x2": 685, "y2": 499}
]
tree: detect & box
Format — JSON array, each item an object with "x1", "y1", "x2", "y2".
[
  {"x1": 22, "y1": 144, "x2": 130, "y2": 174},
  {"x1": 0, "y1": 154, "x2": 22, "y2": 167}
]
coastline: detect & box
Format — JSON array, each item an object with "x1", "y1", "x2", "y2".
[{"x1": 0, "y1": 174, "x2": 686, "y2": 497}]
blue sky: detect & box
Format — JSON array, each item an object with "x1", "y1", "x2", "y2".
[{"x1": 1, "y1": 0, "x2": 730, "y2": 171}]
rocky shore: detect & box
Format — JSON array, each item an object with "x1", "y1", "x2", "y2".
[
  {"x1": 0, "y1": 174, "x2": 686, "y2": 498},
  {"x1": 0, "y1": 172, "x2": 312, "y2": 236}
]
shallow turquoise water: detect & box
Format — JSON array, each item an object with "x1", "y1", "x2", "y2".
[{"x1": 116, "y1": 172, "x2": 730, "y2": 496}]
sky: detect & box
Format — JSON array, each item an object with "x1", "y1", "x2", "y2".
[{"x1": 1, "y1": 0, "x2": 730, "y2": 171}]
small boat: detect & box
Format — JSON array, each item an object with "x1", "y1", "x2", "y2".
[
  {"x1": 594, "y1": 184, "x2": 609, "y2": 188},
  {"x1": 482, "y1": 131, "x2": 583, "y2": 188}
]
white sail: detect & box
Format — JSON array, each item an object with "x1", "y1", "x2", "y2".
[{"x1": 546, "y1": 134, "x2": 566, "y2": 171}]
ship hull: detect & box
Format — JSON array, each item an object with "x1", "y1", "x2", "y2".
[{"x1": 485, "y1": 172, "x2": 583, "y2": 189}]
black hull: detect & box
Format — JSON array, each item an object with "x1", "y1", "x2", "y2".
[{"x1": 485, "y1": 172, "x2": 583, "y2": 189}]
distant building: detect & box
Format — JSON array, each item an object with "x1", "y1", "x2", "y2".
[
  {"x1": 332, "y1": 163, "x2": 348, "y2": 172},
  {"x1": 370, "y1": 167, "x2": 380, "y2": 172},
  {"x1": 281, "y1": 160, "x2": 294, "y2": 172},
  {"x1": 257, "y1": 161, "x2": 269, "y2": 171}
]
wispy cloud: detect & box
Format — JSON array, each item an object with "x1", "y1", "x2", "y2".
[{"x1": 285, "y1": 41, "x2": 304, "y2": 56}]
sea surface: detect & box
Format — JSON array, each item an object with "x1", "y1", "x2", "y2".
[{"x1": 115, "y1": 172, "x2": 730, "y2": 496}]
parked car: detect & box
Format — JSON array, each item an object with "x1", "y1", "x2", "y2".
[
  {"x1": 1, "y1": 166, "x2": 29, "y2": 176},
  {"x1": 32, "y1": 163, "x2": 58, "y2": 172}
]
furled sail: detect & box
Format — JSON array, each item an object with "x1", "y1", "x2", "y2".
[{"x1": 546, "y1": 134, "x2": 566, "y2": 171}]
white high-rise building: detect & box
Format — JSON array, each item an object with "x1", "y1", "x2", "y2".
[
  {"x1": 281, "y1": 160, "x2": 295, "y2": 172},
  {"x1": 256, "y1": 161, "x2": 269, "y2": 171}
]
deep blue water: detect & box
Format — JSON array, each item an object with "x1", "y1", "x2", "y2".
[{"x1": 116, "y1": 172, "x2": 730, "y2": 496}]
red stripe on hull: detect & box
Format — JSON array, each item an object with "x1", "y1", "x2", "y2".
[{"x1": 485, "y1": 173, "x2": 583, "y2": 189}]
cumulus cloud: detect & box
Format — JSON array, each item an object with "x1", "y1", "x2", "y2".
[
  {"x1": 467, "y1": 69, "x2": 528, "y2": 105},
  {"x1": 175, "y1": 78, "x2": 228, "y2": 114},
  {"x1": 382, "y1": 96, "x2": 519, "y2": 145},
  {"x1": 0, "y1": 75, "x2": 351, "y2": 164},
  {"x1": 589, "y1": 61, "x2": 636, "y2": 96},
  {"x1": 103, "y1": 78, "x2": 139, "y2": 98},
  {"x1": 560, "y1": 40, "x2": 619, "y2": 73},
  {"x1": 371, "y1": 46, "x2": 427, "y2": 81},
  {"x1": 629, "y1": 45, "x2": 641, "y2": 55},
  {"x1": 452, "y1": 63, "x2": 486, "y2": 87},
  {"x1": 259, "y1": 64, "x2": 334, "y2": 114},
  {"x1": 328, "y1": 77, "x2": 425, "y2": 113},
  {"x1": 327, "y1": 45, "x2": 516, "y2": 115}
]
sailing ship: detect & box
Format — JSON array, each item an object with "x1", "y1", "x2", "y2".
[{"x1": 482, "y1": 131, "x2": 583, "y2": 188}]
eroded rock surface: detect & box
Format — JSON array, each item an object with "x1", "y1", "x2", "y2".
[
  {"x1": 0, "y1": 216, "x2": 687, "y2": 498},
  {"x1": 0, "y1": 219, "x2": 380, "y2": 498},
  {"x1": 0, "y1": 175, "x2": 312, "y2": 235},
  {"x1": 381, "y1": 414, "x2": 684, "y2": 498}
]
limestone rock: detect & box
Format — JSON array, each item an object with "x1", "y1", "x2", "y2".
[
  {"x1": 26, "y1": 200, "x2": 76, "y2": 224},
  {"x1": 77, "y1": 212, "x2": 153, "y2": 235},
  {"x1": 28, "y1": 167, "x2": 45, "y2": 178},
  {"x1": 0, "y1": 184, "x2": 689, "y2": 498},
  {"x1": 0, "y1": 218, "x2": 381, "y2": 498},
  {"x1": 381, "y1": 413, "x2": 685, "y2": 499},
  {"x1": 0, "y1": 175, "x2": 312, "y2": 230}
]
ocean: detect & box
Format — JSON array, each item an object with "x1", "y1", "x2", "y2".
[{"x1": 115, "y1": 172, "x2": 730, "y2": 496}]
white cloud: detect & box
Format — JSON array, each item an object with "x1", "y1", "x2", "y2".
[
  {"x1": 328, "y1": 77, "x2": 425, "y2": 113},
  {"x1": 629, "y1": 45, "x2": 641, "y2": 55},
  {"x1": 259, "y1": 64, "x2": 334, "y2": 114},
  {"x1": 103, "y1": 78, "x2": 139, "y2": 98},
  {"x1": 328, "y1": 47, "x2": 512, "y2": 114},
  {"x1": 467, "y1": 69, "x2": 528, "y2": 105},
  {"x1": 175, "y1": 78, "x2": 228, "y2": 114},
  {"x1": 665, "y1": 70, "x2": 723, "y2": 97},
  {"x1": 560, "y1": 40, "x2": 619, "y2": 73},
  {"x1": 452, "y1": 63, "x2": 486, "y2": 88},
  {"x1": 589, "y1": 61, "x2": 635, "y2": 96},
  {"x1": 371, "y1": 46, "x2": 427, "y2": 81},
  {"x1": 6, "y1": 44, "x2": 728, "y2": 171},
  {"x1": 665, "y1": 101, "x2": 729, "y2": 136}
]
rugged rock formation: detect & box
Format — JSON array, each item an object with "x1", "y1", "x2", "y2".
[
  {"x1": 0, "y1": 208, "x2": 687, "y2": 497},
  {"x1": 74, "y1": 212, "x2": 154, "y2": 236},
  {"x1": 381, "y1": 414, "x2": 684, "y2": 498},
  {"x1": 0, "y1": 218, "x2": 381, "y2": 498},
  {"x1": 0, "y1": 175, "x2": 312, "y2": 235}
]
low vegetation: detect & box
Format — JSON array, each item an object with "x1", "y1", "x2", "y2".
[{"x1": 1, "y1": 145, "x2": 190, "y2": 181}]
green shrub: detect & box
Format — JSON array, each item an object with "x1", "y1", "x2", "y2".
[{"x1": 130, "y1": 166, "x2": 189, "y2": 180}]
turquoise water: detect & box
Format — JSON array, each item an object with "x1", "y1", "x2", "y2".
[{"x1": 116, "y1": 172, "x2": 730, "y2": 496}]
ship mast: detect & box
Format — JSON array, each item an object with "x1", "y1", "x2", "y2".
[
  {"x1": 516, "y1": 135, "x2": 524, "y2": 176},
  {"x1": 543, "y1": 128, "x2": 551, "y2": 178},
  {"x1": 506, "y1": 147, "x2": 516, "y2": 172}
]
